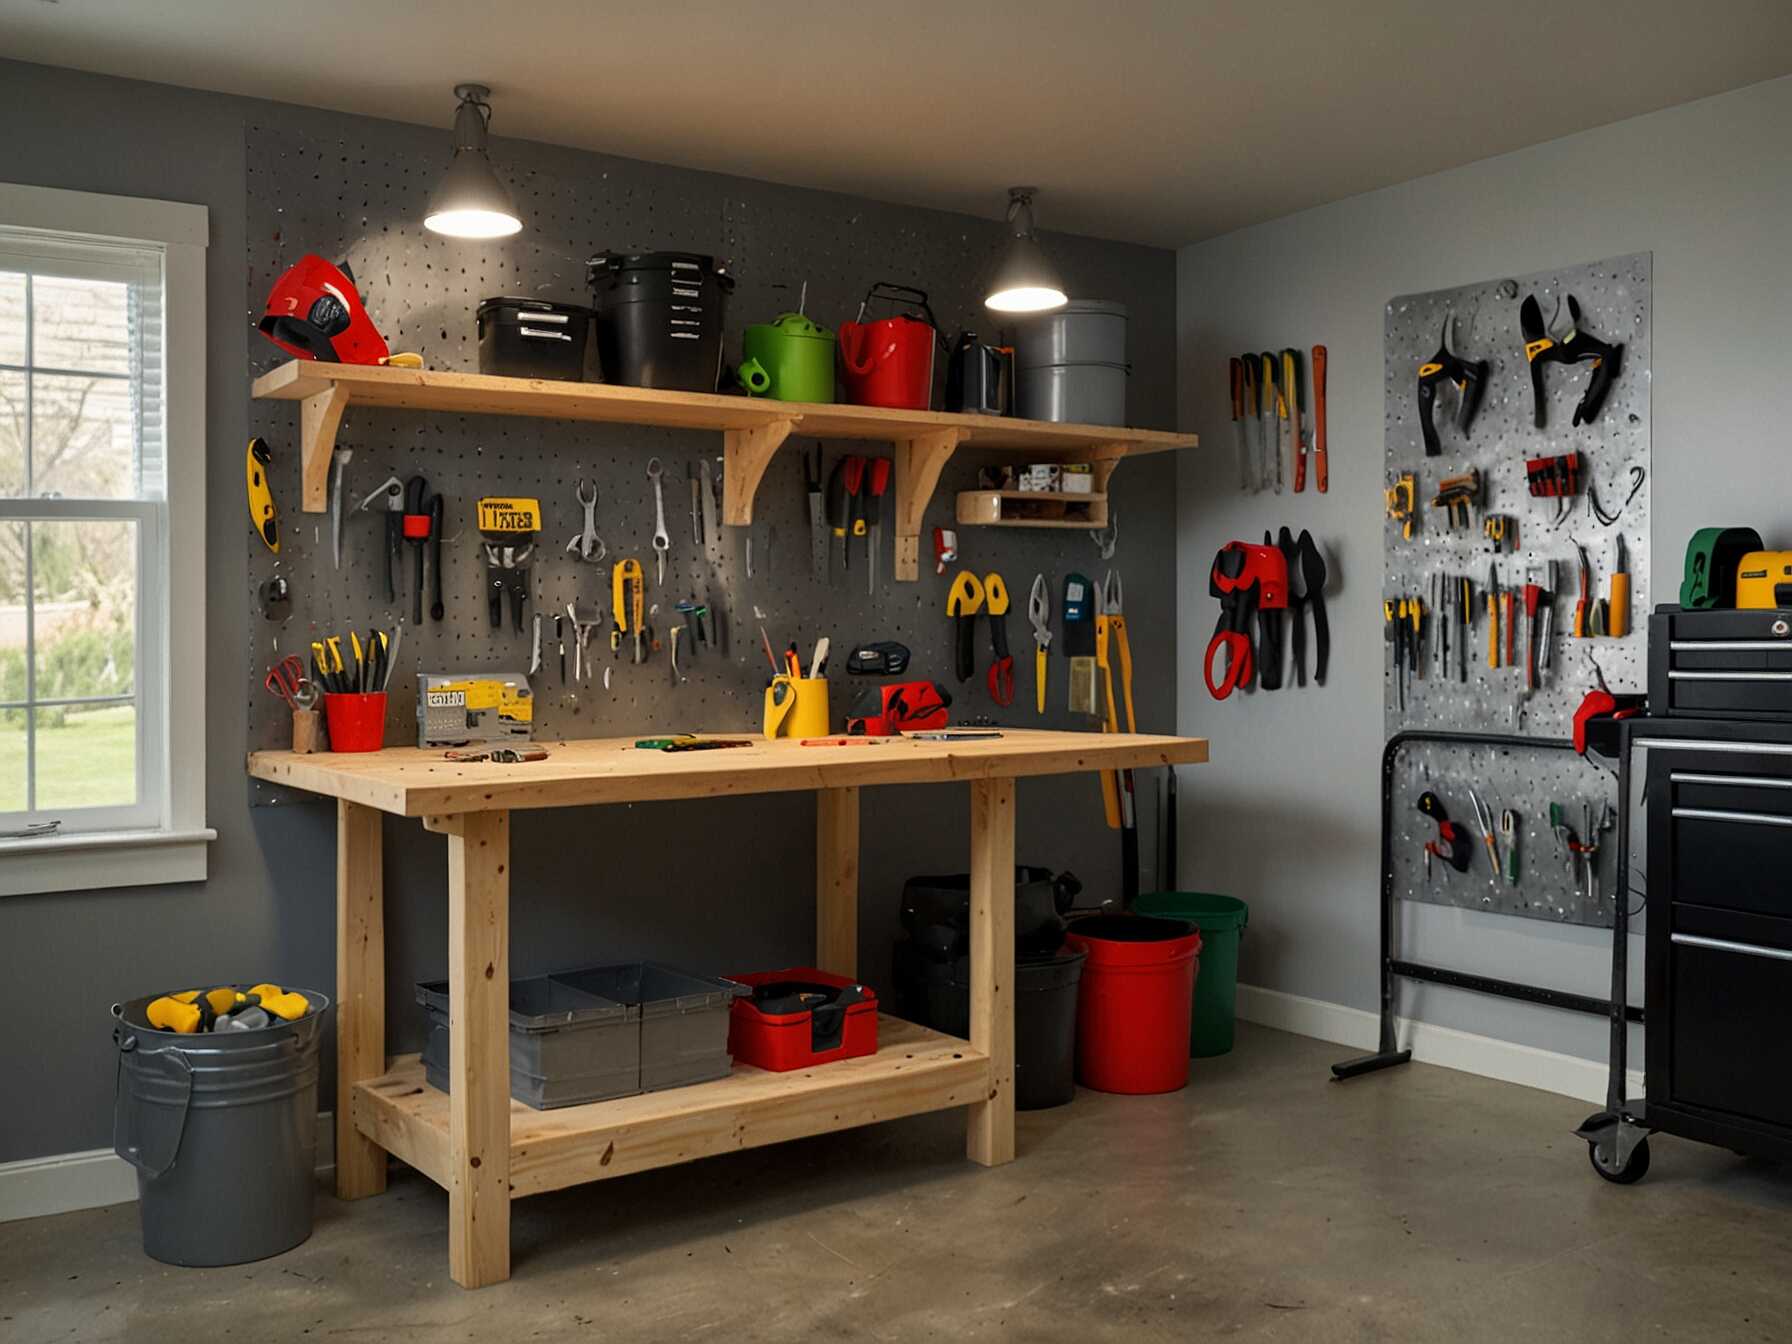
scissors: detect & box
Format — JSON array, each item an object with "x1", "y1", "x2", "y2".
[{"x1": 264, "y1": 654, "x2": 319, "y2": 711}]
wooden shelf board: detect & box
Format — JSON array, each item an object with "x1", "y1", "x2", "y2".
[
  {"x1": 352, "y1": 1016, "x2": 991, "y2": 1198},
  {"x1": 251, "y1": 361, "x2": 1195, "y2": 580},
  {"x1": 963, "y1": 517, "x2": 1104, "y2": 530},
  {"x1": 964, "y1": 489, "x2": 1107, "y2": 504},
  {"x1": 252, "y1": 360, "x2": 1196, "y2": 454}
]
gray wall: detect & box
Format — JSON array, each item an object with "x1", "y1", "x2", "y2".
[
  {"x1": 0, "y1": 58, "x2": 1179, "y2": 1163},
  {"x1": 1174, "y1": 74, "x2": 1792, "y2": 1062}
]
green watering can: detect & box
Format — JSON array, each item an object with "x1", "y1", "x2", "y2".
[{"x1": 739, "y1": 312, "x2": 836, "y2": 403}]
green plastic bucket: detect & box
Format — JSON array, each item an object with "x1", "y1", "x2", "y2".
[{"x1": 1134, "y1": 892, "x2": 1248, "y2": 1056}]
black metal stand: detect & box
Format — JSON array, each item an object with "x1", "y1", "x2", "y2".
[{"x1": 1332, "y1": 728, "x2": 1640, "y2": 1081}]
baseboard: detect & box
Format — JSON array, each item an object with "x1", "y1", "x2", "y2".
[
  {"x1": 0, "y1": 1112, "x2": 335, "y2": 1224},
  {"x1": 1235, "y1": 983, "x2": 1644, "y2": 1107}
]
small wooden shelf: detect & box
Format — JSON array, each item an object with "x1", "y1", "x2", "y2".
[
  {"x1": 251, "y1": 361, "x2": 1196, "y2": 580},
  {"x1": 351, "y1": 1015, "x2": 989, "y2": 1199},
  {"x1": 956, "y1": 488, "x2": 1109, "y2": 529}
]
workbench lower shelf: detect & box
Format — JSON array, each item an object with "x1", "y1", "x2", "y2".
[{"x1": 352, "y1": 1015, "x2": 990, "y2": 1199}]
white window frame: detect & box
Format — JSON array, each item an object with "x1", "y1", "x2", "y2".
[{"x1": 0, "y1": 183, "x2": 212, "y2": 896}]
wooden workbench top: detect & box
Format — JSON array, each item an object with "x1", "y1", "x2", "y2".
[{"x1": 247, "y1": 729, "x2": 1208, "y2": 818}]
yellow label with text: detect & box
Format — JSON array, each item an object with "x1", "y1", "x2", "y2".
[{"x1": 477, "y1": 497, "x2": 542, "y2": 535}]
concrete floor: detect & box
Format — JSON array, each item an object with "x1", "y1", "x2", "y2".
[{"x1": 4, "y1": 1023, "x2": 1791, "y2": 1342}]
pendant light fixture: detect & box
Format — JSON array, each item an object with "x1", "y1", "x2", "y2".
[
  {"x1": 424, "y1": 84, "x2": 523, "y2": 239},
  {"x1": 983, "y1": 186, "x2": 1068, "y2": 314}
]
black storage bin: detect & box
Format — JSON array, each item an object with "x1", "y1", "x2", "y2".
[
  {"x1": 900, "y1": 865, "x2": 1079, "y2": 961},
  {"x1": 475, "y1": 297, "x2": 593, "y2": 381},
  {"x1": 1648, "y1": 604, "x2": 1792, "y2": 720},
  {"x1": 587, "y1": 251, "x2": 733, "y2": 392},
  {"x1": 891, "y1": 941, "x2": 1085, "y2": 1110}
]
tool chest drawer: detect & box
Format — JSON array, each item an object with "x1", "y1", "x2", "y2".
[
  {"x1": 1658, "y1": 904, "x2": 1792, "y2": 1130},
  {"x1": 1648, "y1": 752, "x2": 1792, "y2": 918},
  {"x1": 1649, "y1": 606, "x2": 1792, "y2": 719}
]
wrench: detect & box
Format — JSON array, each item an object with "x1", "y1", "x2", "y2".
[
  {"x1": 647, "y1": 457, "x2": 670, "y2": 586},
  {"x1": 565, "y1": 478, "x2": 605, "y2": 562}
]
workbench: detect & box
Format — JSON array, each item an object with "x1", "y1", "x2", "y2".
[{"x1": 247, "y1": 729, "x2": 1207, "y2": 1287}]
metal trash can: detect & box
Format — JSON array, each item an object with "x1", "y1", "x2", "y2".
[{"x1": 112, "y1": 988, "x2": 328, "y2": 1267}]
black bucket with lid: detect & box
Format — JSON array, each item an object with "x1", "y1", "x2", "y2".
[
  {"x1": 587, "y1": 251, "x2": 734, "y2": 392},
  {"x1": 899, "y1": 865, "x2": 1080, "y2": 961}
]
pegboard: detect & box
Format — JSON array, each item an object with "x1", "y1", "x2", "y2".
[
  {"x1": 244, "y1": 127, "x2": 1131, "y2": 804},
  {"x1": 1382, "y1": 254, "x2": 1650, "y2": 926},
  {"x1": 1390, "y1": 739, "x2": 1624, "y2": 927}
]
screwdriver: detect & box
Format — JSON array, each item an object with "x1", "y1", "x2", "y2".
[
  {"x1": 826, "y1": 455, "x2": 863, "y2": 574},
  {"x1": 864, "y1": 457, "x2": 891, "y2": 594}
]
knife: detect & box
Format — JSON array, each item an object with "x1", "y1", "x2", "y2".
[
  {"x1": 700, "y1": 456, "x2": 720, "y2": 558},
  {"x1": 1283, "y1": 348, "x2": 1306, "y2": 493},
  {"x1": 1311, "y1": 345, "x2": 1328, "y2": 494},
  {"x1": 1229, "y1": 357, "x2": 1248, "y2": 491},
  {"x1": 1261, "y1": 352, "x2": 1282, "y2": 494}
]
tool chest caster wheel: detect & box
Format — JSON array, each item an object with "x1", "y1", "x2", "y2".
[{"x1": 1582, "y1": 1111, "x2": 1651, "y2": 1185}]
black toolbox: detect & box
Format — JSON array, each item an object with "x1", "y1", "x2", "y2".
[
  {"x1": 476, "y1": 297, "x2": 593, "y2": 381},
  {"x1": 1648, "y1": 604, "x2": 1792, "y2": 720}
]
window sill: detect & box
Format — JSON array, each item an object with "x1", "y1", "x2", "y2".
[{"x1": 0, "y1": 827, "x2": 216, "y2": 897}]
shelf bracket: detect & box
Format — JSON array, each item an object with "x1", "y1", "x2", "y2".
[
  {"x1": 299, "y1": 384, "x2": 352, "y2": 513},
  {"x1": 1084, "y1": 443, "x2": 1131, "y2": 498},
  {"x1": 892, "y1": 429, "x2": 968, "y2": 582},
  {"x1": 721, "y1": 416, "x2": 800, "y2": 526}
]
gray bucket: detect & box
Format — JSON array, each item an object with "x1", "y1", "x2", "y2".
[
  {"x1": 1018, "y1": 362, "x2": 1128, "y2": 426},
  {"x1": 112, "y1": 987, "x2": 328, "y2": 1267}
]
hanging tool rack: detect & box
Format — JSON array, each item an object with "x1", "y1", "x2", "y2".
[{"x1": 1332, "y1": 729, "x2": 1641, "y2": 1083}]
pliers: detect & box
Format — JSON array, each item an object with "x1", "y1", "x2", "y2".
[
  {"x1": 1028, "y1": 574, "x2": 1052, "y2": 714},
  {"x1": 1468, "y1": 788, "x2": 1501, "y2": 878},
  {"x1": 946, "y1": 570, "x2": 985, "y2": 684},
  {"x1": 1416, "y1": 313, "x2": 1488, "y2": 456},
  {"x1": 1095, "y1": 571, "x2": 1135, "y2": 827},
  {"x1": 984, "y1": 572, "x2": 1015, "y2": 706}
]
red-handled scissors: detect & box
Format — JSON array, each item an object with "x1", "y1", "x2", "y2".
[
  {"x1": 1204, "y1": 545, "x2": 1261, "y2": 700},
  {"x1": 263, "y1": 654, "x2": 319, "y2": 711}
]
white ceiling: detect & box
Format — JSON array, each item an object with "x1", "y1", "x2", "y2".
[{"x1": 7, "y1": 1, "x2": 1792, "y2": 247}]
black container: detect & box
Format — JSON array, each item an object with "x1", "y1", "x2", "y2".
[
  {"x1": 1649, "y1": 604, "x2": 1792, "y2": 720},
  {"x1": 587, "y1": 251, "x2": 733, "y2": 392},
  {"x1": 944, "y1": 332, "x2": 1013, "y2": 415},
  {"x1": 891, "y1": 940, "x2": 1085, "y2": 1110},
  {"x1": 476, "y1": 297, "x2": 593, "y2": 382},
  {"x1": 900, "y1": 865, "x2": 1080, "y2": 961}
]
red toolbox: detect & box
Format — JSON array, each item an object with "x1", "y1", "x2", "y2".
[{"x1": 727, "y1": 968, "x2": 878, "y2": 1072}]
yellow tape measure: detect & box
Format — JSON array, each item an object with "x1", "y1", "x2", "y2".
[{"x1": 476, "y1": 496, "x2": 542, "y2": 536}]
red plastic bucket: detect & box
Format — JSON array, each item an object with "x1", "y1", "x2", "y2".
[
  {"x1": 323, "y1": 692, "x2": 387, "y2": 753},
  {"x1": 1065, "y1": 914, "x2": 1202, "y2": 1094},
  {"x1": 838, "y1": 316, "x2": 935, "y2": 409}
]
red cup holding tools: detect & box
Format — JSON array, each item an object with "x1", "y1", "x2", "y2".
[{"x1": 323, "y1": 692, "x2": 387, "y2": 753}]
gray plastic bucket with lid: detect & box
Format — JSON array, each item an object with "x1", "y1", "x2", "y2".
[
  {"x1": 112, "y1": 987, "x2": 328, "y2": 1267},
  {"x1": 1013, "y1": 301, "x2": 1129, "y2": 425}
]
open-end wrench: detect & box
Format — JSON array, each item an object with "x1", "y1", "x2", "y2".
[
  {"x1": 565, "y1": 478, "x2": 605, "y2": 563},
  {"x1": 647, "y1": 457, "x2": 670, "y2": 586}
]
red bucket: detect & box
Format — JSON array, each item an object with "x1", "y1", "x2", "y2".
[
  {"x1": 1065, "y1": 914, "x2": 1202, "y2": 1094},
  {"x1": 323, "y1": 692, "x2": 387, "y2": 753}
]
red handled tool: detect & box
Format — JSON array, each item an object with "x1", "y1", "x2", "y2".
[
  {"x1": 1204, "y1": 542, "x2": 1288, "y2": 700},
  {"x1": 1311, "y1": 345, "x2": 1328, "y2": 493},
  {"x1": 983, "y1": 571, "x2": 1015, "y2": 706},
  {"x1": 864, "y1": 457, "x2": 890, "y2": 593}
]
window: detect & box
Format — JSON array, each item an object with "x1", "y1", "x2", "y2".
[{"x1": 0, "y1": 185, "x2": 211, "y2": 895}]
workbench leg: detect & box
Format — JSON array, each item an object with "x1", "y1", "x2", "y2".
[
  {"x1": 446, "y1": 811, "x2": 511, "y2": 1289},
  {"x1": 816, "y1": 787, "x2": 860, "y2": 977},
  {"x1": 335, "y1": 800, "x2": 386, "y2": 1200},
  {"x1": 965, "y1": 778, "x2": 1016, "y2": 1167}
]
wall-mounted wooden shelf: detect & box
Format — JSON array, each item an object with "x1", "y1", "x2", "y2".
[
  {"x1": 956, "y1": 488, "x2": 1109, "y2": 529},
  {"x1": 251, "y1": 361, "x2": 1197, "y2": 581}
]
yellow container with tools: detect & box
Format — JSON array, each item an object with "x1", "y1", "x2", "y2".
[{"x1": 763, "y1": 675, "x2": 830, "y2": 739}]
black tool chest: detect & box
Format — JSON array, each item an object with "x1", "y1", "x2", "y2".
[
  {"x1": 1647, "y1": 604, "x2": 1792, "y2": 718},
  {"x1": 1639, "y1": 716, "x2": 1792, "y2": 1163}
]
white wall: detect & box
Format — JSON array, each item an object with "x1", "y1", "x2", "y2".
[{"x1": 1174, "y1": 75, "x2": 1792, "y2": 1063}]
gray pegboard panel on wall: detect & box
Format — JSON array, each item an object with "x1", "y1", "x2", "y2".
[
  {"x1": 1382, "y1": 253, "x2": 1650, "y2": 926},
  {"x1": 244, "y1": 126, "x2": 1133, "y2": 805}
]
